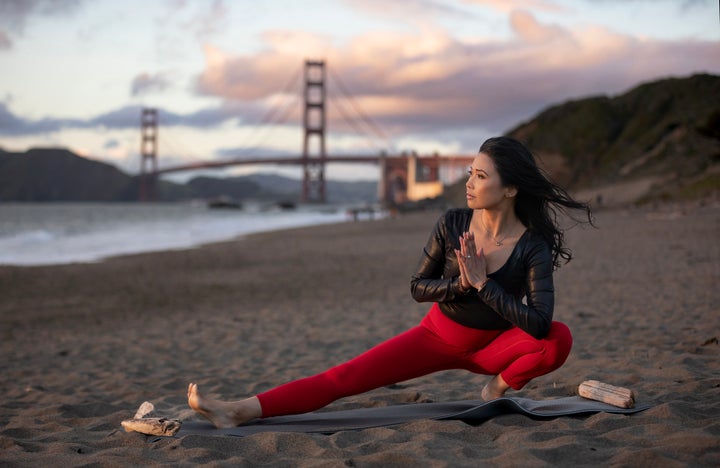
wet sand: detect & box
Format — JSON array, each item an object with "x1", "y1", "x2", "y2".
[{"x1": 1, "y1": 200, "x2": 718, "y2": 466}]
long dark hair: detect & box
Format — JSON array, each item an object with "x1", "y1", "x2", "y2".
[{"x1": 479, "y1": 136, "x2": 593, "y2": 268}]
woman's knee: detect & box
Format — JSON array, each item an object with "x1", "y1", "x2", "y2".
[{"x1": 546, "y1": 321, "x2": 573, "y2": 367}]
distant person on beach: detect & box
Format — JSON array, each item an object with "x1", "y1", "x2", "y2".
[{"x1": 188, "y1": 136, "x2": 593, "y2": 428}]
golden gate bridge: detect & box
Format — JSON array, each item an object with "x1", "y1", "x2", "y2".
[{"x1": 139, "y1": 60, "x2": 476, "y2": 204}]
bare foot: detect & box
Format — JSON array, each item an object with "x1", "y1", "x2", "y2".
[
  {"x1": 187, "y1": 383, "x2": 261, "y2": 428},
  {"x1": 481, "y1": 375, "x2": 510, "y2": 402}
]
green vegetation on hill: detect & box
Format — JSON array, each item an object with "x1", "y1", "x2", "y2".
[
  {"x1": 445, "y1": 74, "x2": 719, "y2": 207},
  {"x1": 506, "y1": 73, "x2": 720, "y2": 201}
]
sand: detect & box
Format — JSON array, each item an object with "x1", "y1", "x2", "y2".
[{"x1": 1, "y1": 200, "x2": 718, "y2": 466}]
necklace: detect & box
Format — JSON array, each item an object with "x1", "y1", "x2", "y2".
[{"x1": 480, "y1": 217, "x2": 512, "y2": 246}]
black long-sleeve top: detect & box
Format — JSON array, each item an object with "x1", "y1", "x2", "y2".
[{"x1": 410, "y1": 208, "x2": 555, "y2": 339}]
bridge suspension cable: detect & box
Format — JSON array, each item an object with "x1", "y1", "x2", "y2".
[
  {"x1": 328, "y1": 67, "x2": 391, "y2": 151},
  {"x1": 328, "y1": 93, "x2": 385, "y2": 153},
  {"x1": 151, "y1": 62, "x2": 301, "y2": 169},
  {"x1": 257, "y1": 65, "x2": 304, "y2": 125},
  {"x1": 138, "y1": 59, "x2": 477, "y2": 204},
  {"x1": 157, "y1": 125, "x2": 206, "y2": 168},
  {"x1": 231, "y1": 63, "x2": 304, "y2": 157}
]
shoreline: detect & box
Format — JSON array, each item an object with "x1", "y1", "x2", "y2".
[
  {"x1": 1, "y1": 202, "x2": 718, "y2": 466},
  {"x1": 0, "y1": 203, "x2": 375, "y2": 267}
]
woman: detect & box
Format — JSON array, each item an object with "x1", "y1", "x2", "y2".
[{"x1": 188, "y1": 136, "x2": 593, "y2": 428}]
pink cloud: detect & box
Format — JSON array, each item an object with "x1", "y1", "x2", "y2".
[
  {"x1": 194, "y1": 10, "x2": 720, "y2": 137},
  {"x1": 510, "y1": 10, "x2": 567, "y2": 42},
  {"x1": 462, "y1": 0, "x2": 569, "y2": 14},
  {"x1": 343, "y1": 0, "x2": 472, "y2": 23}
]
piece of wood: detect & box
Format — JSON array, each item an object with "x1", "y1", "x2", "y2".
[
  {"x1": 133, "y1": 401, "x2": 155, "y2": 419},
  {"x1": 578, "y1": 380, "x2": 635, "y2": 408},
  {"x1": 121, "y1": 417, "x2": 182, "y2": 437}
]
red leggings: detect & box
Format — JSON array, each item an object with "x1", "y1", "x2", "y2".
[{"x1": 257, "y1": 303, "x2": 572, "y2": 417}]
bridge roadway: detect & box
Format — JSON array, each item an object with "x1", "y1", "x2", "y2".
[{"x1": 153, "y1": 153, "x2": 476, "y2": 175}]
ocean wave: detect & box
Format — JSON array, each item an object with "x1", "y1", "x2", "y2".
[{"x1": 0, "y1": 204, "x2": 355, "y2": 266}]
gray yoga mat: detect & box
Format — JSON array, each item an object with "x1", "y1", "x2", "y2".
[{"x1": 170, "y1": 396, "x2": 651, "y2": 438}]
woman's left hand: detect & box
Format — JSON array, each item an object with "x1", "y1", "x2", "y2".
[{"x1": 454, "y1": 231, "x2": 488, "y2": 289}]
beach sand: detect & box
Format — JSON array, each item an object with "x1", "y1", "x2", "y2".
[{"x1": 1, "y1": 200, "x2": 718, "y2": 466}]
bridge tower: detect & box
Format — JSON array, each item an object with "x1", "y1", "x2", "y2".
[
  {"x1": 301, "y1": 60, "x2": 327, "y2": 203},
  {"x1": 139, "y1": 108, "x2": 158, "y2": 201}
]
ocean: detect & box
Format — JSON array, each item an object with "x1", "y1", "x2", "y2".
[{"x1": 0, "y1": 202, "x2": 378, "y2": 266}]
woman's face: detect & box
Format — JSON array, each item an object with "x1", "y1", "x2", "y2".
[{"x1": 465, "y1": 152, "x2": 515, "y2": 210}]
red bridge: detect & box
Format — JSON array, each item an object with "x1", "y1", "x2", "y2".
[{"x1": 139, "y1": 60, "x2": 476, "y2": 204}]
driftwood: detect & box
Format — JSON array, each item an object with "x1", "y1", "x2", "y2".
[
  {"x1": 121, "y1": 401, "x2": 182, "y2": 437},
  {"x1": 133, "y1": 401, "x2": 155, "y2": 419},
  {"x1": 121, "y1": 417, "x2": 182, "y2": 437},
  {"x1": 578, "y1": 380, "x2": 635, "y2": 408}
]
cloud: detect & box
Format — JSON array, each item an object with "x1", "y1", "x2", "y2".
[
  {"x1": 0, "y1": 0, "x2": 84, "y2": 51},
  {"x1": 510, "y1": 10, "x2": 567, "y2": 42},
  {"x1": 0, "y1": 30, "x2": 11, "y2": 49},
  {"x1": 192, "y1": 10, "x2": 720, "y2": 139},
  {"x1": 187, "y1": 0, "x2": 228, "y2": 40},
  {"x1": 0, "y1": 102, "x2": 84, "y2": 135},
  {"x1": 5, "y1": 6, "x2": 719, "y2": 156},
  {"x1": 130, "y1": 73, "x2": 172, "y2": 96},
  {"x1": 196, "y1": 37, "x2": 324, "y2": 101},
  {"x1": 0, "y1": 102, "x2": 28, "y2": 131},
  {"x1": 582, "y1": 0, "x2": 707, "y2": 10},
  {"x1": 158, "y1": 0, "x2": 229, "y2": 40},
  {"x1": 0, "y1": 0, "x2": 85, "y2": 32},
  {"x1": 103, "y1": 138, "x2": 120, "y2": 149},
  {"x1": 462, "y1": 0, "x2": 569, "y2": 13},
  {"x1": 152, "y1": 0, "x2": 229, "y2": 63},
  {"x1": 86, "y1": 105, "x2": 253, "y2": 130},
  {"x1": 344, "y1": 0, "x2": 473, "y2": 23},
  {"x1": 0, "y1": 103, "x2": 138, "y2": 135},
  {"x1": 0, "y1": 101, "x2": 261, "y2": 136}
]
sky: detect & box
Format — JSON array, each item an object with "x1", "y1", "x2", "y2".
[{"x1": 0, "y1": 0, "x2": 718, "y2": 182}]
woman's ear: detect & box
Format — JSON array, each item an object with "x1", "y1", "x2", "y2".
[{"x1": 505, "y1": 186, "x2": 518, "y2": 198}]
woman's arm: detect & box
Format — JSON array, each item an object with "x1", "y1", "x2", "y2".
[
  {"x1": 410, "y1": 215, "x2": 466, "y2": 303},
  {"x1": 477, "y1": 240, "x2": 554, "y2": 339}
]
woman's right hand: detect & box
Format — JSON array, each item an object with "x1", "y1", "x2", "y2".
[{"x1": 456, "y1": 232, "x2": 488, "y2": 290}]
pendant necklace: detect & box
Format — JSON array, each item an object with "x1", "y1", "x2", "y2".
[{"x1": 481, "y1": 217, "x2": 511, "y2": 246}]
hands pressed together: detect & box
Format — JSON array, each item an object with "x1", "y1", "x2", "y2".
[{"x1": 454, "y1": 231, "x2": 489, "y2": 292}]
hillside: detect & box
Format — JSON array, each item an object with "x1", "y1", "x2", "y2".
[
  {"x1": 506, "y1": 73, "x2": 720, "y2": 202},
  {"x1": 0, "y1": 148, "x2": 377, "y2": 203},
  {"x1": 0, "y1": 148, "x2": 138, "y2": 201},
  {"x1": 445, "y1": 74, "x2": 719, "y2": 207}
]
